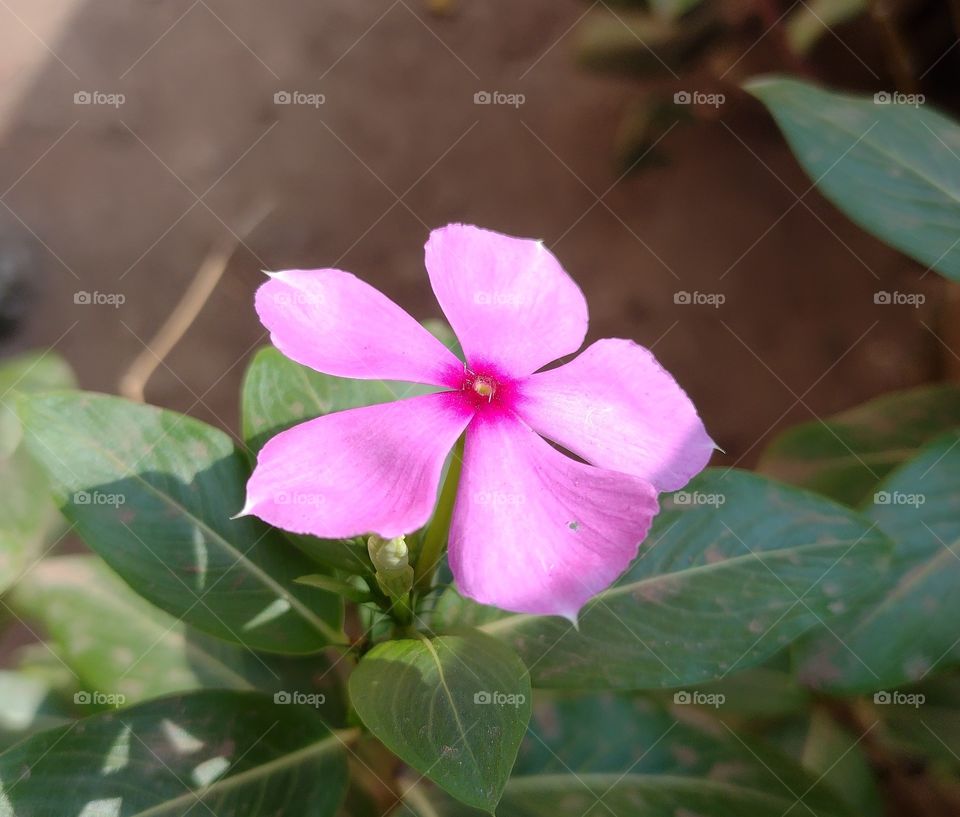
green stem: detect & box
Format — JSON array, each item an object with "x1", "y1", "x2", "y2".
[{"x1": 414, "y1": 435, "x2": 464, "y2": 593}]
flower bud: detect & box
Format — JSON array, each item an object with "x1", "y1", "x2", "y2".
[{"x1": 367, "y1": 534, "x2": 414, "y2": 599}]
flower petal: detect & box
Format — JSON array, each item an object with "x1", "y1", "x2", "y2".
[
  {"x1": 515, "y1": 338, "x2": 714, "y2": 492},
  {"x1": 448, "y1": 414, "x2": 658, "y2": 620},
  {"x1": 424, "y1": 224, "x2": 588, "y2": 377},
  {"x1": 256, "y1": 269, "x2": 462, "y2": 387},
  {"x1": 243, "y1": 392, "x2": 473, "y2": 539}
]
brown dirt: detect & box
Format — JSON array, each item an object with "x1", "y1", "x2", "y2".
[{"x1": 0, "y1": 0, "x2": 946, "y2": 467}]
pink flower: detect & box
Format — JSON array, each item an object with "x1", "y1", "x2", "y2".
[{"x1": 243, "y1": 224, "x2": 713, "y2": 620}]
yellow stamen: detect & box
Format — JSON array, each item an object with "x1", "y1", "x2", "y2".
[{"x1": 473, "y1": 377, "x2": 496, "y2": 400}]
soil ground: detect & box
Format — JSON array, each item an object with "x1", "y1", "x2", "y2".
[{"x1": 0, "y1": 0, "x2": 946, "y2": 467}]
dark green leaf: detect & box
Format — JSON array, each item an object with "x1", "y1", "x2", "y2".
[
  {"x1": 747, "y1": 76, "x2": 960, "y2": 280},
  {"x1": 447, "y1": 469, "x2": 892, "y2": 689},
  {"x1": 512, "y1": 693, "x2": 852, "y2": 815},
  {"x1": 349, "y1": 631, "x2": 530, "y2": 811},
  {"x1": 0, "y1": 691, "x2": 350, "y2": 816},
  {"x1": 796, "y1": 431, "x2": 960, "y2": 692},
  {"x1": 758, "y1": 383, "x2": 960, "y2": 506},
  {"x1": 18, "y1": 391, "x2": 343, "y2": 653}
]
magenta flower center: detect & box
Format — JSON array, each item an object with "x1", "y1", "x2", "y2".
[
  {"x1": 461, "y1": 367, "x2": 512, "y2": 413},
  {"x1": 472, "y1": 375, "x2": 496, "y2": 400}
]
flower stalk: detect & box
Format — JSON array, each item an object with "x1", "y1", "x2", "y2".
[{"x1": 413, "y1": 435, "x2": 464, "y2": 594}]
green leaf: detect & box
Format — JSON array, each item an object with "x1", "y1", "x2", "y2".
[
  {"x1": 239, "y1": 322, "x2": 460, "y2": 575},
  {"x1": 0, "y1": 351, "x2": 75, "y2": 595},
  {"x1": 0, "y1": 691, "x2": 350, "y2": 816},
  {"x1": 871, "y1": 671, "x2": 960, "y2": 771},
  {"x1": 648, "y1": 0, "x2": 707, "y2": 21},
  {"x1": 576, "y1": 8, "x2": 718, "y2": 78},
  {"x1": 0, "y1": 350, "x2": 76, "y2": 456},
  {"x1": 664, "y1": 662, "x2": 810, "y2": 719},
  {"x1": 391, "y1": 692, "x2": 860, "y2": 817},
  {"x1": 449, "y1": 469, "x2": 892, "y2": 689},
  {"x1": 785, "y1": 0, "x2": 866, "y2": 54},
  {"x1": 746, "y1": 76, "x2": 960, "y2": 280},
  {"x1": 241, "y1": 347, "x2": 397, "y2": 456},
  {"x1": 0, "y1": 670, "x2": 71, "y2": 750},
  {"x1": 510, "y1": 693, "x2": 852, "y2": 815},
  {"x1": 17, "y1": 391, "x2": 343, "y2": 653},
  {"x1": 349, "y1": 631, "x2": 531, "y2": 811},
  {"x1": 758, "y1": 383, "x2": 960, "y2": 506},
  {"x1": 796, "y1": 431, "x2": 960, "y2": 692},
  {"x1": 296, "y1": 573, "x2": 374, "y2": 603},
  {"x1": 800, "y1": 709, "x2": 882, "y2": 814},
  {"x1": 395, "y1": 772, "x2": 852, "y2": 817},
  {"x1": 0, "y1": 446, "x2": 60, "y2": 596},
  {"x1": 394, "y1": 695, "x2": 848, "y2": 817},
  {"x1": 9, "y1": 554, "x2": 343, "y2": 705},
  {"x1": 241, "y1": 321, "x2": 460, "y2": 455}
]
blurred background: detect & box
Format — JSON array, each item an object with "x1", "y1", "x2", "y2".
[{"x1": 0, "y1": 0, "x2": 957, "y2": 466}]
